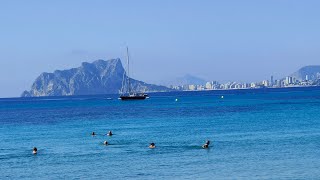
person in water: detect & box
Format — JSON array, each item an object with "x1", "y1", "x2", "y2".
[
  {"x1": 91, "y1": 132, "x2": 96, "y2": 136},
  {"x1": 202, "y1": 140, "x2": 210, "y2": 149},
  {"x1": 149, "y1": 143, "x2": 156, "y2": 149},
  {"x1": 103, "y1": 141, "x2": 108, "y2": 145},
  {"x1": 107, "y1": 131, "x2": 113, "y2": 136},
  {"x1": 33, "y1": 147, "x2": 37, "y2": 154}
]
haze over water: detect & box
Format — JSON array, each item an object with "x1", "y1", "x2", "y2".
[{"x1": 1, "y1": 88, "x2": 320, "y2": 179}]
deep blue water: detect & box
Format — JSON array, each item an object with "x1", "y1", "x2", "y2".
[{"x1": 1, "y1": 87, "x2": 320, "y2": 179}]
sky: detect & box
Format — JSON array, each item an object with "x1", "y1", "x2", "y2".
[{"x1": 1, "y1": 0, "x2": 320, "y2": 97}]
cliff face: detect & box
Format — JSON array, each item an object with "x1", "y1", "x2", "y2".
[{"x1": 22, "y1": 59, "x2": 170, "y2": 97}]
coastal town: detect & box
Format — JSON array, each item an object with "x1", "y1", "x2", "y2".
[{"x1": 170, "y1": 73, "x2": 320, "y2": 91}]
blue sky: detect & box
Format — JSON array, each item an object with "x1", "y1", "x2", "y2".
[{"x1": 1, "y1": 0, "x2": 320, "y2": 97}]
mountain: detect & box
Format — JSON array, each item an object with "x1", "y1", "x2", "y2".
[
  {"x1": 290, "y1": 65, "x2": 320, "y2": 80},
  {"x1": 164, "y1": 74, "x2": 207, "y2": 86},
  {"x1": 21, "y1": 59, "x2": 171, "y2": 97}
]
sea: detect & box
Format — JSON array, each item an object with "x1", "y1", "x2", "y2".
[{"x1": 1, "y1": 87, "x2": 320, "y2": 179}]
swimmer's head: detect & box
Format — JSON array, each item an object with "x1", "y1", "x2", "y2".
[
  {"x1": 107, "y1": 131, "x2": 113, "y2": 136},
  {"x1": 206, "y1": 140, "x2": 210, "y2": 145},
  {"x1": 33, "y1": 147, "x2": 37, "y2": 154},
  {"x1": 149, "y1": 143, "x2": 155, "y2": 148}
]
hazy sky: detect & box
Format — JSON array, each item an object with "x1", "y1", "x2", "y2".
[{"x1": 1, "y1": 0, "x2": 320, "y2": 97}]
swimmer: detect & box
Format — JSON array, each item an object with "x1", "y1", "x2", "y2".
[
  {"x1": 149, "y1": 142, "x2": 156, "y2": 149},
  {"x1": 202, "y1": 140, "x2": 210, "y2": 149},
  {"x1": 33, "y1": 147, "x2": 37, "y2": 154},
  {"x1": 91, "y1": 132, "x2": 96, "y2": 136},
  {"x1": 107, "y1": 131, "x2": 113, "y2": 136},
  {"x1": 103, "y1": 141, "x2": 108, "y2": 145}
]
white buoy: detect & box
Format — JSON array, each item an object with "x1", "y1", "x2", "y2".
[
  {"x1": 221, "y1": 96, "x2": 224, "y2": 99},
  {"x1": 175, "y1": 98, "x2": 178, "y2": 102}
]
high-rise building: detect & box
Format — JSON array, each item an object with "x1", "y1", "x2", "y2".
[
  {"x1": 205, "y1": 82, "x2": 212, "y2": 89},
  {"x1": 262, "y1": 80, "x2": 269, "y2": 87},
  {"x1": 197, "y1": 85, "x2": 205, "y2": 90},
  {"x1": 285, "y1": 76, "x2": 293, "y2": 85},
  {"x1": 306, "y1": 75, "x2": 309, "y2": 81},
  {"x1": 275, "y1": 80, "x2": 282, "y2": 87},
  {"x1": 270, "y1": 76, "x2": 274, "y2": 86},
  {"x1": 188, "y1": 84, "x2": 196, "y2": 90},
  {"x1": 212, "y1": 81, "x2": 218, "y2": 85},
  {"x1": 235, "y1": 84, "x2": 241, "y2": 89}
]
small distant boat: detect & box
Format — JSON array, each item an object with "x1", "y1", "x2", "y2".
[
  {"x1": 120, "y1": 93, "x2": 148, "y2": 100},
  {"x1": 119, "y1": 47, "x2": 148, "y2": 100}
]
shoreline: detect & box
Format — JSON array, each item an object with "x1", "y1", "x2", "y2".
[{"x1": 1, "y1": 85, "x2": 320, "y2": 99}]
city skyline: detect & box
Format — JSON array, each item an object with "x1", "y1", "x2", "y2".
[
  {"x1": 1, "y1": 1, "x2": 320, "y2": 97},
  {"x1": 170, "y1": 72, "x2": 320, "y2": 91}
]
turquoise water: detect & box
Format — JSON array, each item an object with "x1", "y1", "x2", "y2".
[{"x1": 1, "y1": 88, "x2": 320, "y2": 179}]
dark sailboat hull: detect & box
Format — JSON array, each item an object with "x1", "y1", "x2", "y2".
[{"x1": 119, "y1": 95, "x2": 147, "y2": 100}]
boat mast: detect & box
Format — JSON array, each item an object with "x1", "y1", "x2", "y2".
[{"x1": 126, "y1": 47, "x2": 131, "y2": 94}]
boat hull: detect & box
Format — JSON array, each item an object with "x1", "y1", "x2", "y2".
[{"x1": 119, "y1": 96, "x2": 147, "y2": 100}]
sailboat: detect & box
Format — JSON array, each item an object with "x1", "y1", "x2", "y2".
[{"x1": 119, "y1": 47, "x2": 148, "y2": 100}]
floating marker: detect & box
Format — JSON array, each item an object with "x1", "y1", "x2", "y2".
[
  {"x1": 221, "y1": 96, "x2": 224, "y2": 99},
  {"x1": 175, "y1": 98, "x2": 178, "y2": 102}
]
